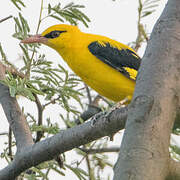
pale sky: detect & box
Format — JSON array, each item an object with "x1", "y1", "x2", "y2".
[{"x1": 0, "y1": 0, "x2": 169, "y2": 179}]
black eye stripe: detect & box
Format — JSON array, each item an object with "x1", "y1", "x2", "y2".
[{"x1": 44, "y1": 30, "x2": 67, "y2": 39}]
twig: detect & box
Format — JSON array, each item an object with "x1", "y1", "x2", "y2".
[
  {"x1": 134, "y1": 0, "x2": 149, "y2": 52},
  {"x1": 91, "y1": 94, "x2": 101, "y2": 106},
  {"x1": 8, "y1": 126, "x2": 13, "y2": 161},
  {"x1": 85, "y1": 151, "x2": 95, "y2": 180},
  {"x1": 0, "y1": 62, "x2": 25, "y2": 79},
  {"x1": 43, "y1": 96, "x2": 60, "y2": 109},
  {"x1": 84, "y1": 83, "x2": 92, "y2": 104},
  {"x1": 54, "y1": 155, "x2": 64, "y2": 168},
  {"x1": 36, "y1": 96, "x2": 64, "y2": 142},
  {"x1": 0, "y1": 15, "x2": 12, "y2": 23},
  {"x1": 77, "y1": 141, "x2": 96, "y2": 166},
  {"x1": 25, "y1": 0, "x2": 44, "y2": 78},
  {"x1": 0, "y1": 132, "x2": 8, "y2": 136},
  {"x1": 34, "y1": 94, "x2": 44, "y2": 143},
  {"x1": 96, "y1": 95, "x2": 113, "y2": 107}
]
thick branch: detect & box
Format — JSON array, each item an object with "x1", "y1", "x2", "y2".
[
  {"x1": 0, "y1": 107, "x2": 127, "y2": 180},
  {"x1": 0, "y1": 63, "x2": 34, "y2": 152},
  {"x1": 114, "y1": 0, "x2": 180, "y2": 179}
]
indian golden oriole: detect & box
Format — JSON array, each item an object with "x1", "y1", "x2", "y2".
[{"x1": 21, "y1": 24, "x2": 141, "y2": 102}]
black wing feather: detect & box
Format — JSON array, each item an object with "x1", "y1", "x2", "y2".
[{"x1": 88, "y1": 41, "x2": 141, "y2": 80}]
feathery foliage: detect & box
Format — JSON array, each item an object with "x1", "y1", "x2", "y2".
[{"x1": 1, "y1": 0, "x2": 176, "y2": 180}]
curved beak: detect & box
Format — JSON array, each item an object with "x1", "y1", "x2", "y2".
[{"x1": 21, "y1": 34, "x2": 48, "y2": 44}]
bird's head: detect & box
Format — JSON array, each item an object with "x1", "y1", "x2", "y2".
[{"x1": 21, "y1": 24, "x2": 80, "y2": 50}]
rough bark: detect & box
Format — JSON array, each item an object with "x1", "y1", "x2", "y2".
[
  {"x1": 1, "y1": 0, "x2": 180, "y2": 179},
  {"x1": 167, "y1": 160, "x2": 180, "y2": 180},
  {"x1": 0, "y1": 64, "x2": 34, "y2": 152},
  {"x1": 113, "y1": 0, "x2": 180, "y2": 179},
  {"x1": 0, "y1": 104, "x2": 127, "y2": 180}
]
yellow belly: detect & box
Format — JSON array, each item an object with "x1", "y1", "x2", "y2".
[
  {"x1": 59, "y1": 47, "x2": 135, "y2": 102},
  {"x1": 82, "y1": 72, "x2": 135, "y2": 102}
]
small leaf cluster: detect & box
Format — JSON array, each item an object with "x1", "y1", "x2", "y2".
[
  {"x1": 11, "y1": 0, "x2": 25, "y2": 10},
  {"x1": 0, "y1": 71, "x2": 43, "y2": 101},
  {"x1": 131, "y1": 0, "x2": 160, "y2": 51},
  {"x1": 13, "y1": 12, "x2": 30, "y2": 40},
  {"x1": 65, "y1": 164, "x2": 88, "y2": 180},
  {"x1": 170, "y1": 145, "x2": 180, "y2": 161},
  {"x1": 47, "y1": 2, "x2": 90, "y2": 27},
  {"x1": 0, "y1": 1, "x2": 91, "y2": 179},
  {"x1": 31, "y1": 59, "x2": 83, "y2": 111},
  {"x1": 139, "y1": 0, "x2": 160, "y2": 18},
  {"x1": 76, "y1": 138, "x2": 114, "y2": 180}
]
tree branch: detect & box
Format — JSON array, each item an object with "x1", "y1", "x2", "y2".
[
  {"x1": 34, "y1": 94, "x2": 44, "y2": 142},
  {"x1": 0, "y1": 63, "x2": 34, "y2": 152},
  {"x1": 113, "y1": 0, "x2": 180, "y2": 179},
  {"x1": 84, "y1": 83, "x2": 92, "y2": 104},
  {"x1": 0, "y1": 106, "x2": 127, "y2": 180},
  {"x1": 0, "y1": 62, "x2": 25, "y2": 78}
]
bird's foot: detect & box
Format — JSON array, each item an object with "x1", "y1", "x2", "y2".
[
  {"x1": 104, "y1": 97, "x2": 129, "y2": 120},
  {"x1": 90, "y1": 97, "x2": 129, "y2": 125},
  {"x1": 91, "y1": 111, "x2": 106, "y2": 126}
]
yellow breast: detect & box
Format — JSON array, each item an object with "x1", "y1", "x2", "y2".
[{"x1": 58, "y1": 36, "x2": 135, "y2": 102}]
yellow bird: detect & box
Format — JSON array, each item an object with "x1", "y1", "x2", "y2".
[{"x1": 21, "y1": 24, "x2": 141, "y2": 102}]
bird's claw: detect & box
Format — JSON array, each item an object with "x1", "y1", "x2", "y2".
[
  {"x1": 91, "y1": 111, "x2": 106, "y2": 126},
  {"x1": 91, "y1": 97, "x2": 129, "y2": 126}
]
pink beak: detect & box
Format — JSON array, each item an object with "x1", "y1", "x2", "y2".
[{"x1": 21, "y1": 34, "x2": 48, "y2": 44}]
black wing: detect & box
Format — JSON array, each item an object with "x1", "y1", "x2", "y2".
[{"x1": 88, "y1": 41, "x2": 141, "y2": 80}]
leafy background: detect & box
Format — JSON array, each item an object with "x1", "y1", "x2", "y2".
[{"x1": 0, "y1": 0, "x2": 174, "y2": 179}]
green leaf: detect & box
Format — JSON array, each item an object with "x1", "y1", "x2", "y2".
[
  {"x1": 20, "y1": 44, "x2": 30, "y2": 61},
  {"x1": 49, "y1": 15, "x2": 64, "y2": 22},
  {"x1": 0, "y1": 43, "x2": 7, "y2": 61},
  {"x1": 51, "y1": 166, "x2": 65, "y2": 176},
  {"x1": 141, "y1": 11, "x2": 154, "y2": 18},
  {"x1": 9, "y1": 86, "x2": 16, "y2": 97},
  {"x1": 11, "y1": 0, "x2": 25, "y2": 10},
  {"x1": 45, "y1": 2, "x2": 90, "y2": 27},
  {"x1": 13, "y1": 13, "x2": 30, "y2": 40},
  {"x1": 48, "y1": 4, "x2": 51, "y2": 14},
  {"x1": 14, "y1": 17, "x2": 22, "y2": 31},
  {"x1": 65, "y1": 164, "x2": 87, "y2": 180},
  {"x1": 63, "y1": 2, "x2": 74, "y2": 9}
]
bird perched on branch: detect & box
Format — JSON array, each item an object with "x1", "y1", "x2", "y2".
[{"x1": 21, "y1": 24, "x2": 141, "y2": 103}]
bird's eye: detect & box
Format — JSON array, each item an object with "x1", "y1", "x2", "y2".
[
  {"x1": 51, "y1": 31, "x2": 60, "y2": 38},
  {"x1": 44, "y1": 30, "x2": 67, "y2": 39}
]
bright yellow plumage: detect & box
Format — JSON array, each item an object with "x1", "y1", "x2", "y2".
[{"x1": 21, "y1": 24, "x2": 141, "y2": 102}]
